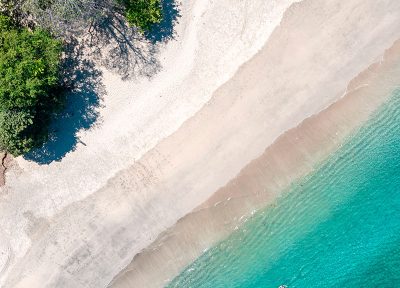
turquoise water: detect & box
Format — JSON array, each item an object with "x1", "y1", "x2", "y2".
[{"x1": 167, "y1": 92, "x2": 400, "y2": 288}]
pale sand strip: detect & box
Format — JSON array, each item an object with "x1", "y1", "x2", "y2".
[
  {"x1": 108, "y1": 40, "x2": 400, "y2": 288},
  {"x1": 3, "y1": 0, "x2": 400, "y2": 287}
]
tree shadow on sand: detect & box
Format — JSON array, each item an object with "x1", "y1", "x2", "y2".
[
  {"x1": 87, "y1": 14, "x2": 161, "y2": 81},
  {"x1": 86, "y1": 0, "x2": 181, "y2": 80},
  {"x1": 146, "y1": 0, "x2": 181, "y2": 43},
  {"x1": 24, "y1": 0, "x2": 181, "y2": 164},
  {"x1": 24, "y1": 38, "x2": 105, "y2": 164}
]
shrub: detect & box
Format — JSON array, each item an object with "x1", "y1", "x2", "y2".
[
  {"x1": 0, "y1": 110, "x2": 35, "y2": 155},
  {"x1": 121, "y1": 0, "x2": 163, "y2": 31},
  {"x1": 0, "y1": 14, "x2": 62, "y2": 156}
]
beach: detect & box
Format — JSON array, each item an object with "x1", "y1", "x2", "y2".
[
  {"x1": 1, "y1": 0, "x2": 400, "y2": 287},
  {"x1": 109, "y1": 32, "x2": 400, "y2": 288}
]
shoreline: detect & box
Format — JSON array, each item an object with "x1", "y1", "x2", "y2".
[
  {"x1": 2, "y1": 0, "x2": 400, "y2": 287},
  {"x1": 109, "y1": 39, "x2": 400, "y2": 288}
]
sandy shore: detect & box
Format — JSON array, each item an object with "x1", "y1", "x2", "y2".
[
  {"x1": 1, "y1": 0, "x2": 400, "y2": 287},
  {"x1": 109, "y1": 39, "x2": 400, "y2": 287}
]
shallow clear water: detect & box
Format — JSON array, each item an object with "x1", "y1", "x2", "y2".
[{"x1": 166, "y1": 91, "x2": 400, "y2": 288}]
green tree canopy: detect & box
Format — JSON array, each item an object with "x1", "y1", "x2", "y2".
[
  {"x1": 121, "y1": 0, "x2": 163, "y2": 31},
  {"x1": 0, "y1": 14, "x2": 62, "y2": 155}
]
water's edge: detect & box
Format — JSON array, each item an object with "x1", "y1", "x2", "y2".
[
  {"x1": 109, "y1": 39, "x2": 400, "y2": 288},
  {"x1": 167, "y1": 83, "x2": 400, "y2": 288}
]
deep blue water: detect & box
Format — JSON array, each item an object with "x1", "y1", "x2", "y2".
[{"x1": 166, "y1": 91, "x2": 400, "y2": 288}]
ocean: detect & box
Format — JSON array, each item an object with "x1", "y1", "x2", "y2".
[{"x1": 166, "y1": 91, "x2": 400, "y2": 287}]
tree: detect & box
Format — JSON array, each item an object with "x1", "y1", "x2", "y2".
[
  {"x1": 0, "y1": 14, "x2": 62, "y2": 156},
  {"x1": 21, "y1": 0, "x2": 116, "y2": 34},
  {"x1": 121, "y1": 0, "x2": 162, "y2": 31},
  {"x1": 2, "y1": 0, "x2": 164, "y2": 35}
]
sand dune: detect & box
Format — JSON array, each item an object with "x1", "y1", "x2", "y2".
[{"x1": 1, "y1": 0, "x2": 400, "y2": 287}]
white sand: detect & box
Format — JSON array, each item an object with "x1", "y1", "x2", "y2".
[{"x1": 1, "y1": 0, "x2": 400, "y2": 287}]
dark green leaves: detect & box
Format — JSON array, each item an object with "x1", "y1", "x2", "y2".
[
  {"x1": 121, "y1": 0, "x2": 163, "y2": 31},
  {"x1": 0, "y1": 109, "x2": 35, "y2": 155},
  {"x1": 0, "y1": 15, "x2": 62, "y2": 155}
]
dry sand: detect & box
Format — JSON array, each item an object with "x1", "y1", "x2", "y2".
[{"x1": 1, "y1": 0, "x2": 400, "y2": 287}]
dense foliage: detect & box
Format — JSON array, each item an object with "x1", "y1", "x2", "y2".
[
  {"x1": 118, "y1": 0, "x2": 163, "y2": 31},
  {"x1": 0, "y1": 15, "x2": 62, "y2": 155}
]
